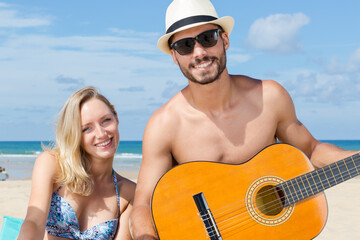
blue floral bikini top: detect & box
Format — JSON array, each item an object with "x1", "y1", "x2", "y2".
[{"x1": 46, "y1": 170, "x2": 120, "y2": 240}]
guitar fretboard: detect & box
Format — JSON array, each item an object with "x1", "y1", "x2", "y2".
[{"x1": 277, "y1": 153, "x2": 360, "y2": 207}]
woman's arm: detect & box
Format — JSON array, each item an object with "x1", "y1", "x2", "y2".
[{"x1": 17, "y1": 151, "x2": 58, "y2": 240}]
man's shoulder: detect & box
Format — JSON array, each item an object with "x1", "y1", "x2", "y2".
[
  {"x1": 261, "y1": 79, "x2": 290, "y2": 99},
  {"x1": 143, "y1": 91, "x2": 187, "y2": 147},
  {"x1": 231, "y1": 75, "x2": 290, "y2": 104},
  {"x1": 231, "y1": 75, "x2": 262, "y2": 89},
  {"x1": 147, "y1": 91, "x2": 186, "y2": 127},
  {"x1": 232, "y1": 75, "x2": 282, "y2": 88}
]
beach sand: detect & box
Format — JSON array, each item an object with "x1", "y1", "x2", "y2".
[{"x1": 1, "y1": 174, "x2": 359, "y2": 239}]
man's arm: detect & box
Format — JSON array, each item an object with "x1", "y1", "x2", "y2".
[
  {"x1": 130, "y1": 111, "x2": 175, "y2": 240},
  {"x1": 266, "y1": 80, "x2": 358, "y2": 167},
  {"x1": 309, "y1": 142, "x2": 359, "y2": 168}
]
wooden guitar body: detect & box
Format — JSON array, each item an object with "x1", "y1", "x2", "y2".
[{"x1": 151, "y1": 144, "x2": 328, "y2": 239}]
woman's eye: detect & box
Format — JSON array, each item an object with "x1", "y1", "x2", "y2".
[
  {"x1": 103, "y1": 118, "x2": 112, "y2": 123},
  {"x1": 82, "y1": 127, "x2": 91, "y2": 133}
]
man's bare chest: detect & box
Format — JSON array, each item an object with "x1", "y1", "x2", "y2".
[{"x1": 171, "y1": 115, "x2": 277, "y2": 165}]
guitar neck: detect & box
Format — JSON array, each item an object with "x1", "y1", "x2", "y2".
[{"x1": 277, "y1": 152, "x2": 360, "y2": 207}]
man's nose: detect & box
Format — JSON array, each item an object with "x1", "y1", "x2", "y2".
[{"x1": 192, "y1": 40, "x2": 208, "y2": 58}]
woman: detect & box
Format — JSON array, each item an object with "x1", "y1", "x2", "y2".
[{"x1": 18, "y1": 87, "x2": 136, "y2": 239}]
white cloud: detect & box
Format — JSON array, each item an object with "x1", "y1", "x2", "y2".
[
  {"x1": 0, "y1": 29, "x2": 178, "y2": 140},
  {"x1": 326, "y1": 56, "x2": 346, "y2": 74},
  {"x1": 161, "y1": 81, "x2": 186, "y2": 99},
  {"x1": 347, "y1": 48, "x2": 360, "y2": 72},
  {"x1": 0, "y1": 9, "x2": 51, "y2": 28},
  {"x1": 118, "y1": 86, "x2": 145, "y2": 92},
  {"x1": 108, "y1": 27, "x2": 159, "y2": 38},
  {"x1": 279, "y1": 66, "x2": 360, "y2": 104},
  {"x1": 228, "y1": 53, "x2": 252, "y2": 64},
  {"x1": 246, "y1": 13, "x2": 310, "y2": 54},
  {"x1": 0, "y1": 28, "x2": 178, "y2": 137},
  {"x1": 3, "y1": 34, "x2": 159, "y2": 55},
  {"x1": 326, "y1": 47, "x2": 360, "y2": 74}
]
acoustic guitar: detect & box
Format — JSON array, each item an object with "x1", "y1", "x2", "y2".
[{"x1": 151, "y1": 143, "x2": 360, "y2": 239}]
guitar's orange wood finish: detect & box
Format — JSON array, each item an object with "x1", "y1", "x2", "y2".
[{"x1": 152, "y1": 144, "x2": 328, "y2": 239}]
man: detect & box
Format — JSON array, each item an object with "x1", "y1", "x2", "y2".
[{"x1": 130, "y1": 0, "x2": 358, "y2": 239}]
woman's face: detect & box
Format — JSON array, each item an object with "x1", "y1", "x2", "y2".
[{"x1": 80, "y1": 98, "x2": 119, "y2": 161}]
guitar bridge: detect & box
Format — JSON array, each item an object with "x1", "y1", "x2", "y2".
[{"x1": 193, "y1": 192, "x2": 222, "y2": 240}]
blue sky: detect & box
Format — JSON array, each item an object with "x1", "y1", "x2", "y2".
[{"x1": 0, "y1": 0, "x2": 359, "y2": 141}]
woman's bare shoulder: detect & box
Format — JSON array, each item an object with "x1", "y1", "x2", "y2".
[
  {"x1": 115, "y1": 172, "x2": 136, "y2": 199},
  {"x1": 35, "y1": 150, "x2": 58, "y2": 169},
  {"x1": 32, "y1": 150, "x2": 59, "y2": 182}
]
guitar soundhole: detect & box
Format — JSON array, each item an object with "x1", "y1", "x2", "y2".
[
  {"x1": 246, "y1": 176, "x2": 294, "y2": 225},
  {"x1": 255, "y1": 185, "x2": 285, "y2": 216}
]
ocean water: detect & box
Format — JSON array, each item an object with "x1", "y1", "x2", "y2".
[
  {"x1": 0, "y1": 141, "x2": 142, "y2": 180},
  {"x1": 0, "y1": 140, "x2": 359, "y2": 180}
]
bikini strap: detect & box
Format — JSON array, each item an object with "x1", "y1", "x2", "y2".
[
  {"x1": 112, "y1": 170, "x2": 120, "y2": 209},
  {"x1": 54, "y1": 185, "x2": 63, "y2": 194}
]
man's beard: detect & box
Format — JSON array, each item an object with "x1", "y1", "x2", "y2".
[{"x1": 177, "y1": 46, "x2": 227, "y2": 85}]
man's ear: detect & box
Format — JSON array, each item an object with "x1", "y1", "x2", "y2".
[
  {"x1": 221, "y1": 32, "x2": 230, "y2": 51},
  {"x1": 171, "y1": 50, "x2": 180, "y2": 66}
]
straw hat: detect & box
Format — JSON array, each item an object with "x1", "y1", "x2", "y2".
[{"x1": 157, "y1": 0, "x2": 235, "y2": 54}]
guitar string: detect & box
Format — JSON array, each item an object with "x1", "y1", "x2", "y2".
[
  {"x1": 199, "y1": 164, "x2": 360, "y2": 239},
  {"x1": 203, "y1": 205, "x2": 284, "y2": 240},
  {"x1": 215, "y1": 153, "x2": 360, "y2": 217},
  {"x1": 201, "y1": 198, "x2": 283, "y2": 233},
  {"x1": 206, "y1": 165, "x2": 358, "y2": 226},
  {"x1": 205, "y1": 191, "x2": 308, "y2": 239},
  {"x1": 205, "y1": 210, "x2": 269, "y2": 239},
  {"x1": 201, "y1": 193, "x2": 286, "y2": 237},
  {"x1": 214, "y1": 156, "x2": 360, "y2": 217},
  {"x1": 211, "y1": 164, "x2": 359, "y2": 218},
  {"x1": 201, "y1": 166, "x2": 359, "y2": 238},
  {"x1": 196, "y1": 165, "x2": 359, "y2": 235},
  {"x1": 197, "y1": 157, "x2": 360, "y2": 238},
  {"x1": 219, "y1": 214, "x2": 274, "y2": 239}
]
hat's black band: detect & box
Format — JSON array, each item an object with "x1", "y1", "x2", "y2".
[{"x1": 166, "y1": 15, "x2": 218, "y2": 34}]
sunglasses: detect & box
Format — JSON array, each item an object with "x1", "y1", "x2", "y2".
[{"x1": 170, "y1": 29, "x2": 221, "y2": 55}]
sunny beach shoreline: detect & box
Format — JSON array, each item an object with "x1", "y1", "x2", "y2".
[{"x1": 1, "y1": 175, "x2": 360, "y2": 238}]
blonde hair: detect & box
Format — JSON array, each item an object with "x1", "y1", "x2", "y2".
[{"x1": 54, "y1": 86, "x2": 116, "y2": 196}]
